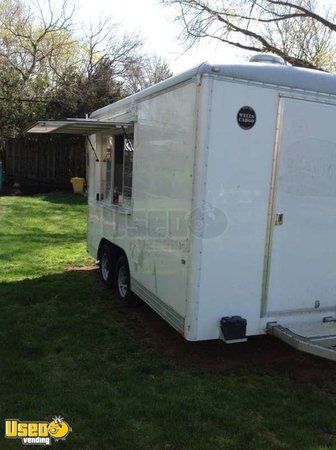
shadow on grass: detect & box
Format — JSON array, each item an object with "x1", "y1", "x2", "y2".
[
  {"x1": 0, "y1": 269, "x2": 336, "y2": 449},
  {"x1": 1, "y1": 268, "x2": 336, "y2": 379},
  {"x1": 38, "y1": 192, "x2": 88, "y2": 206},
  {"x1": 0, "y1": 232, "x2": 85, "y2": 243}
]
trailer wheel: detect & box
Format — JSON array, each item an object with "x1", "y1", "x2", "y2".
[
  {"x1": 114, "y1": 255, "x2": 135, "y2": 305},
  {"x1": 98, "y1": 244, "x2": 115, "y2": 288}
]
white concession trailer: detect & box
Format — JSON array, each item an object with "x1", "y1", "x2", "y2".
[{"x1": 28, "y1": 56, "x2": 336, "y2": 361}]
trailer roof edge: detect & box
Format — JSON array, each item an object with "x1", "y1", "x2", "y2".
[
  {"x1": 91, "y1": 62, "x2": 336, "y2": 119},
  {"x1": 90, "y1": 62, "x2": 211, "y2": 118}
]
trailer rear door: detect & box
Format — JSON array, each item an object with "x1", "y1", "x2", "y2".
[{"x1": 264, "y1": 98, "x2": 336, "y2": 317}]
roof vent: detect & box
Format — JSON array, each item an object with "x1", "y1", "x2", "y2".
[{"x1": 249, "y1": 53, "x2": 286, "y2": 65}]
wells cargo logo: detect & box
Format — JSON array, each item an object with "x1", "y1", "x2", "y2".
[{"x1": 5, "y1": 416, "x2": 72, "y2": 446}]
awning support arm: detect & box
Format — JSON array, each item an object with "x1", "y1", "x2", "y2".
[
  {"x1": 122, "y1": 126, "x2": 134, "y2": 152},
  {"x1": 86, "y1": 136, "x2": 99, "y2": 162}
]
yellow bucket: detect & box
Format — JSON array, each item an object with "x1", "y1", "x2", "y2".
[{"x1": 70, "y1": 177, "x2": 85, "y2": 194}]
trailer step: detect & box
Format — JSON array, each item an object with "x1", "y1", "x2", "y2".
[{"x1": 267, "y1": 319, "x2": 336, "y2": 362}]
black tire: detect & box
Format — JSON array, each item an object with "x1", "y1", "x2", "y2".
[
  {"x1": 113, "y1": 255, "x2": 140, "y2": 306},
  {"x1": 98, "y1": 244, "x2": 115, "y2": 288}
]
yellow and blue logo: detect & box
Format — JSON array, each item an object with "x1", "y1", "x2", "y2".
[{"x1": 5, "y1": 416, "x2": 71, "y2": 446}]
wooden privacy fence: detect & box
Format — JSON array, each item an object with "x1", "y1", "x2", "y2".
[{"x1": 3, "y1": 135, "x2": 86, "y2": 191}]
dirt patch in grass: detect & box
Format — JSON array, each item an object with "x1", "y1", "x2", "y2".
[
  {"x1": 92, "y1": 269, "x2": 336, "y2": 384},
  {"x1": 65, "y1": 265, "x2": 336, "y2": 385},
  {"x1": 65, "y1": 265, "x2": 97, "y2": 271}
]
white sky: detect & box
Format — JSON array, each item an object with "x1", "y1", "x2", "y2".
[
  {"x1": 75, "y1": 0, "x2": 335, "y2": 74},
  {"x1": 76, "y1": 0, "x2": 242, "y2": 74}
]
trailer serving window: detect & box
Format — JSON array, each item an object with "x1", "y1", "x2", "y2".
[
  {"x1": 25, "y1": 118, "x2": 135, "y2": 207},
  {"x1": 102, "y1": 131, "x2": 134, "y2": 208}
]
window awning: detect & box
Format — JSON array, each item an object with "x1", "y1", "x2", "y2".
[{"x1": 26, "y1": 118, "x2": 133, "y2": 135}]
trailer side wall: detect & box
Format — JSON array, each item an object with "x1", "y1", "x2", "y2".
[
  {"x1": 88, "y1": 81, "x2": 198, "y2": 333},
  {"x1": 196, "y1": 79, "x2": 279, "y2": 339}
]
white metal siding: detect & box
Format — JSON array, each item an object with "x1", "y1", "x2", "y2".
[
  {"x1": 196, "y1": 80, "x2": 279, "y2": 339},
  {"x1": 266, "y1": 98, "x2": 336, "y2": 317},
  {"x1": 129, "y1": 82, "x2": 198, "y2": 318},
  {"x1": 88, "y1": 82, "x2": 198, "y2": 324}
]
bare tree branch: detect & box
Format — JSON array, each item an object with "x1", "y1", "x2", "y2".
[
  {"x1": 0, "y1": 0, "x2": 76, "y2": 82},
  {"x1": 122, "y1": 54, "x2": 172, "y2": 94},
  {"x1": 265, "y1": 0, "x2": 336, "y2": 31},
  {"x1": 162, "y1": 0, "x2": 336, "y2": 71}
]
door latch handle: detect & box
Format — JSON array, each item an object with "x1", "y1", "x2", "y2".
[
  {"x1": 275, "y1": 213, "x2": 284, "y2": 226},
  {"x1": 323, "y1": 316, "x2": 336, "y2": 323}
]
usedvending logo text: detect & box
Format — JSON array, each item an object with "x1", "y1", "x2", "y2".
[{"x1": 5, "y1": 417, "x2": 72, "y2": 446}]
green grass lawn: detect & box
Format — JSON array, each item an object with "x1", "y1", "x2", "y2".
[{"x1": 0, "y1": 193, "x2": 336, "y2": 450}]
